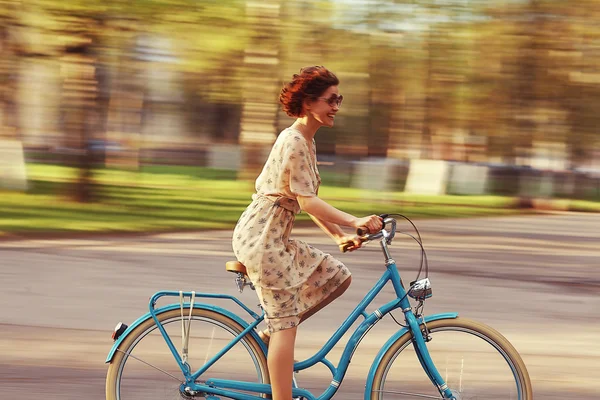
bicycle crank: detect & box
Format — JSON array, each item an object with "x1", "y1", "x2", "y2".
[
  {"x1": 449, "y1": 389, "x2": 463, "y2": 400},
  {"x1": 179, "y1": 386, "x2": 206, "y2": 399}
]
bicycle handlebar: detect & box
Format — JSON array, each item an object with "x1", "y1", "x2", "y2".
[
  {"x1": 356, "y1": 226, "x2": 369, "y2": 236},
  {"x1": 339, "y1": 235, "x2": 369, "y2": 253}
]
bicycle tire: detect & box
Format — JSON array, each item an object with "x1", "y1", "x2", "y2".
[
  {"x1": 106, "y1": 307, "x2": 269, "y2": 400},
  {"x1": 369, "y1": 317, "x2": 532, "y2": 400}
]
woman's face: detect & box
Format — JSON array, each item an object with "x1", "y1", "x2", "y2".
[{"x1": 306, "y1": 85, "x2": 342, "y2": 128}]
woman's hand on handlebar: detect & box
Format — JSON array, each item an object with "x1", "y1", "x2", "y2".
[
  {"x1": 337, "y1": 235, "x2": 364, "y2": 253},
  {"x1": 352, "y1": 215, "x2": 383, "y2": 234}
]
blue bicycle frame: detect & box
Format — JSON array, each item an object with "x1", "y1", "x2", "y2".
[{"x1": 107, "y1": 238, "x2": 458, "y2": 400}]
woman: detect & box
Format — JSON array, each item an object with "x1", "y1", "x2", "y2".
[{"x1": 232, "y1": 65, "x2": 382, "y2": 400}]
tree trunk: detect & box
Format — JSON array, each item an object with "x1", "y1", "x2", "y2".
[{"x1": 237, "y1": 0, "x2": 282, "y2": 181}]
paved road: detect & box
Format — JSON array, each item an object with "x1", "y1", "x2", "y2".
[{"x1": 1, "y1": 213, "x2": 599, "y2": 399}]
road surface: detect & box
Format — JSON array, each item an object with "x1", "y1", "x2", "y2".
[{"x1": 1, "y1": 213, "x2": 598, "y2": 399}]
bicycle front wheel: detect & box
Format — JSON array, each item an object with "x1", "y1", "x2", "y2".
[
  {"x1": 370, "y1": 317, "x2": 532, "y2": 400},
  {"x1": 106, "y1": 307, "x2": 269, "y2": 400}
]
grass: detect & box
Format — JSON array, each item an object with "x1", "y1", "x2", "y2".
[{"x1": 0, "y1": 164, "x2": 596, "y2": 238}]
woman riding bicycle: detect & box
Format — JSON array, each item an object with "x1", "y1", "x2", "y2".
[{"x1": 231, "y1": 65, "x2": 382, "y2": 400}]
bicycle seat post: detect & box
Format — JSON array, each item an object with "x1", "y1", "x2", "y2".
[{"x1": 235, "y1": 274, "x2": 244, "y2": 292}]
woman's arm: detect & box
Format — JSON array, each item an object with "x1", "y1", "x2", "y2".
[
  {"x1": 298, "y1": 195, "x2": 382, "y2": 233},
  {"x1": 308, "y1": 214, "x2": 346, "y2": 242},
  {"x1": 309, "y1": 214, "x2": 363, "y2": 251},
  {"x1": 298, "y1": 195, "x2": 356, "y2": 227}
]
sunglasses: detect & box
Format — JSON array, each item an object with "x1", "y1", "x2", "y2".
[{"x1": 317, "y1": 94, "x2": 343, "y2": 108}]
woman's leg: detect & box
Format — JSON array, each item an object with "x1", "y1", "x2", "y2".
[{"x1": 268, "y1": 326, "x2": 297, "y2": 400}]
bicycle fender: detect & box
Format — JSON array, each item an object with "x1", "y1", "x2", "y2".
[
  {"x1": 105, "y1": 303, "x2": 264, "y2": 363},
  {"x1": 363, "y1": 312, "x2": 458, "y2": 400}
]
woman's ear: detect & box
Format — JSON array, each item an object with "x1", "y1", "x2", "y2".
[{"x1": 302, "y1": 98, "x2": 313, "y2": 115}]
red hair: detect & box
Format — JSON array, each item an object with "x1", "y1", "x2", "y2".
[{"x1": 279, "y1": 66, "x2": 339, "y2": 117}]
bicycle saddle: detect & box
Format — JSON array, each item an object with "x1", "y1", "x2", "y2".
[{"x1": 225, "y1": 260, "x2": 247, "y2": 276}]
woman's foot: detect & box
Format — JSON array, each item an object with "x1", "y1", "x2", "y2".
[{"x1": 258, "y1": 329, "x2": 271, "y2": 346}]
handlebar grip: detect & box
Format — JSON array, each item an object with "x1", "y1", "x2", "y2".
[
  {"x1": 339, "y1": 242, "x2": 353, "y2": 253},
  {"x1": 339, "y1": 236, "x2": 367, "y2": 253}
]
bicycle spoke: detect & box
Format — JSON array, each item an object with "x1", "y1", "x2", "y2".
[{"x1": 116, "y1": 348, "x2": 182, "y2": 382}]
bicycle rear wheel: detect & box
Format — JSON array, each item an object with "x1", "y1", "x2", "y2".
[
  {"x1": 370, "y1": 317, "x2": 532, "y2": 400},
  {"x1": 106, "y1": 307, "x2": 269, "y2": 400}
]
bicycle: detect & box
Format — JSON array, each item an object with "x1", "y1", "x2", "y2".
[{"x1": 105, "y1": 215, "x2": 533, "y2": 400}]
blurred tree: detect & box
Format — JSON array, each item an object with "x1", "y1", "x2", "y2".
[
  {"x1": 237, "y1": 0, "x2": 282, "y2": 180},
  {"x1": 0, "y1": 0, "x2": 20, "y2": 140},
  {"x1": 552, "y1": 1, "x2": 600, "y2": 170},
  {"x1": 2, "y1": 0, "x2": 599, "y2": 200},
  {"x1": 362, "y1": 0, "x2": 404, "y2": 158},
  {"x1": 367, "y1": 34, "x2": 401, "y2": 158},
  {"x1": 8, "y1": 0, "x2": 249, "y2": 200}
]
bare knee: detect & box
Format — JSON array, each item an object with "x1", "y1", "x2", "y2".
[
  {"x1": 298, "y1": 275, "x2": 352, "y2": 324},
  {"x1": 336, "y1": 275, "x2": 352, "y2": 296},
  {"x1": 269, "y1": 326, "x2": 297, "y2": 349},
  {"x1": 343, "y1": 275, "x2": 352, "y2": 289}
]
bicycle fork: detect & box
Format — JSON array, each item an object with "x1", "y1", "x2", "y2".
[{"x1": 404, "y1": 310, "x2": 456, "y2": 399}]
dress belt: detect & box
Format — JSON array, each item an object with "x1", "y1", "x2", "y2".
[{"x1": 252, "y1": 193, "x2": 301, "y2": 214}]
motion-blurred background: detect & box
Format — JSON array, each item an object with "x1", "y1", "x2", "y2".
[{"x1": 1, "y1": 0, "x2": 599, "y2": 236}]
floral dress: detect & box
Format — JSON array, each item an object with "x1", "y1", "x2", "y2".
[{"x1": 232, "y1": 127, "x2": 351, "y2": 333}]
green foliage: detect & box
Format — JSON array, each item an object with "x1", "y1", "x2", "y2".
[{"x1": 0, "y1": 164, "x2": 541, "y2": 236}]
